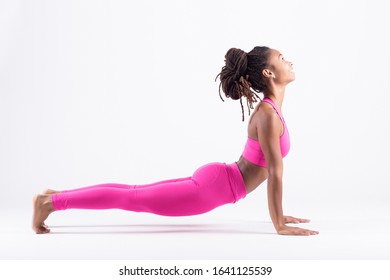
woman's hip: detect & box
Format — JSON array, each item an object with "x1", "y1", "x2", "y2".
[{"x1": 192, "y1": 161, "x2": 246, "y2": 203}]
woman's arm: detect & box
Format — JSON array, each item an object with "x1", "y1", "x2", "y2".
[{"x1": 257, "y1": 106, "x2": 318, "y2": 236}]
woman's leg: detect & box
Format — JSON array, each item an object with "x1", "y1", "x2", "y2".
[
  {"x1": 51, "y1": 177, "x2": 202, "y2": 215},
  {"x1": 33, "y1": 162, "x2": 245, "y2": 233},
  {"x1": 51, "y1": 163, "x2": 235, "y2": 215},
  {"x1": 43, "y1": 176, "x2": 192, "y2": 194},
  {"x1": 36, "y1": 176, "x2": 191, "y2": 233}
]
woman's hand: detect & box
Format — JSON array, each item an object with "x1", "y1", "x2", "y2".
[
  {"x1": 277, "y1": 225, "x2": 319, "y2": 236},
  {"x1": 284, "y1": 215, "x2": 310, "y2": 224},
  {"x1": 279, "y1": 216, "x2": 319, "y2": 235}
]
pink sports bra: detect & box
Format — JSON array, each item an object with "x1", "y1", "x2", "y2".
[{"x1": 241, "y1": 97, "x2": 290, "y2": 167}]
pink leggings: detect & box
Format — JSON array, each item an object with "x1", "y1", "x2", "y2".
[{"x1": 52, "y1": 162, "x2": 246, "y2": 216}]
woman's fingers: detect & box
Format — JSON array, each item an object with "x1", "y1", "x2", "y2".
[
  {"x1": 278, "y1": 225, "x2": 319, "y2": 236},
  {"x1": 284, "y1": 216, "x2": 311, "y2": 224},
  {"x1": 296, "y1": 229, "x2": 318, "y2": 235},
  {"x1": 297, "y1": 218, "x2": 310, "y2": 223}
]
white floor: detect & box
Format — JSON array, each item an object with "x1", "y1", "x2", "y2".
[{"x1": 1, "y1": 196, "x2": 389, "y2": 260}]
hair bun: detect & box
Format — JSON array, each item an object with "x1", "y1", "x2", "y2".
[
  {"x1": 225, "y1": 48, "x2": 248, "y2": 79},
  {"x1": 217, "y1": 48, "x2": 248, "y2": 101}
]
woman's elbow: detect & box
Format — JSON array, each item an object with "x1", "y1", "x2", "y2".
[{"x1": 267, "y1": 165, "x2": 283, "y2": 180}]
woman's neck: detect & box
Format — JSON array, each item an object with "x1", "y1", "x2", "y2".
[{"x1": 264, "y1": 85, "x2": 286, "y2": 112}]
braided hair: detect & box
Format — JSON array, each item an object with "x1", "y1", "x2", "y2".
[{"x1": 216, "y1": 46, "x2": 271, "y2": 121}]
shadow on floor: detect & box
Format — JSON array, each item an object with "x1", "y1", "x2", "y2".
[{"x1": 48, "y1": 222, "x2": 275, "y2": 235}]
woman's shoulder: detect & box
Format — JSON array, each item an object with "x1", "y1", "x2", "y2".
[
  {"x1": 253, "y1": 102, "x2": 279, "y2": 123},
  {"x1": 248, "y1": 102, "x2": 280, "y2": 138}
]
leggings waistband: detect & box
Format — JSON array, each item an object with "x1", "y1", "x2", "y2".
[{"x1": 225, "y1": 162, "x2": 247, "y2": 202}]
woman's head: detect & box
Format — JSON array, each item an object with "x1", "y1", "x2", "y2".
[
  {"x1": 216, "y1": 46, "x2": 294, "y2": 121},
  {"x1": 262, "y1": 49, "x2": 295, "y2": 86}
]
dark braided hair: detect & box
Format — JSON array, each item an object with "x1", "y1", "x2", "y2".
[{"x1": 216, "y1": 46, "x2": 271, "y2": 121}]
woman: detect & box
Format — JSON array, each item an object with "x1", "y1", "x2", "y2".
[{"x1": 32, "y1": 46, "x2": 319, "y2": 236}]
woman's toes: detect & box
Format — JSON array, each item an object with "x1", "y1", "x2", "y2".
[{"x1": 36, "y1": 225, "x2": 50, "y2": 234}]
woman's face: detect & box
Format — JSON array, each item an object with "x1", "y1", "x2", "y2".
[{"x1": 266, "y1": 49, "x2": 295, "y2": 84}]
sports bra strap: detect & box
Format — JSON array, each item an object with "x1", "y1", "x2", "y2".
[{"x1": 262, "y1": 98, "x2": 285, "y2": 123}]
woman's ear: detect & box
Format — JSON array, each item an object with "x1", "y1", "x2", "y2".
[{"x1": 262, "y1": 68, "x2": 275, "y2": 79}]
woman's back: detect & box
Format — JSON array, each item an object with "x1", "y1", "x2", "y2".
[{"x1": 237, "y1": 97, "x2": 290, "y2": 193}]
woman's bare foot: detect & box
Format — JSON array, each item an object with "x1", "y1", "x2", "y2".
[
  {"x1": 43, "y1": 189, "x2": 61, "y2": 195},
  {"x1": 32, "y1": 194, "x2": 54, "y2": 234},
  {"x1": 41, "y1": 190, "x2": 60, "y2": 228}
]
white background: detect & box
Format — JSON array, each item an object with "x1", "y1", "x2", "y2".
[{"x1": 0, "y1": 0, "x2": 389, "y2": 260}]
